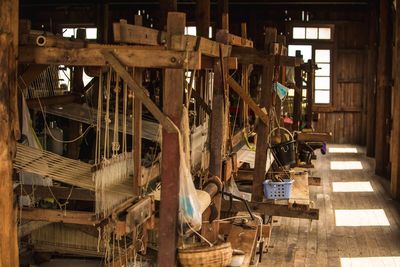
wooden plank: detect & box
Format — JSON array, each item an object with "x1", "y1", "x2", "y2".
[
  {"x1": 296, "y1": 132, "x2": 333, "y2": 142},
  {"x1": 21, "y1": 208, "x2": 97, "y2": 225},
  {"x1": 157, "y1": 12, "x2": 185, "y2": 267},
  {"x1": 19, "y1": 46, "x2": 202, "y2": 69},
  {"x1": 113, "y1": 19, "x2": 166, "y2": 45},
  {"x1": 308, "y1": 176, "x2": 321, "y2": 186},
  {"x1": 227, "y1": 225, "x2": 258, "y2": 266},
  {"x1": 227, "y1": 76, "x2": 269, "y2": 125},
  {"x1": 102, "y1": 51, "x2": 179, "y2": 134},
  {"x1": 216, "y1": 30, "x2": 254, "y2": 48}
]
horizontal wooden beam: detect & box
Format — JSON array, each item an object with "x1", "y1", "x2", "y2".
[
  {"x1": 113, "y1": 19, "x2": 166, "y2": 46},
  {"x1": 216, "y1": 30, "x2": 253, "y2": 48},
  {"x1": 102, "y1": 51, "x2": 179, "y2": 134},
  {"x1": 26, "y1": 94, "x2": 77, "y2": 109},
  {"x1": 171, "y1": 35, "x2": 231, "y2": 58},
  {"x1": 19, "y1": 46, "x2": 202, "y2": 69},
  {"x1": 221, "y1": 200, "x2": 319, "y2": 220},
  {"x1": 231, "y1": 46, "x2": 302, "y2": 66},
  {"x1": 21, "y1": 208, "x2": 97, "y2": 225},
  {"x1": 14, "y1": 184, "x2": 95, "y2": 201},
  {"x1": 227, "y1": 76, "x2": 269, "y2": 125}
]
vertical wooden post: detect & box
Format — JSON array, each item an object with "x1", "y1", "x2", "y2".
[
  {"x1": 375, "y1": 0, "x2": 393, "y2": 176},
  {"x1": 159, "y1": 0, "x2": 177, "y2": 30},
  {"x1": 0, "y1": 0, "x2": 19, "y2": 265},
  {"x1": 252, "y1": 28, "x2": 276, "y2": 202},
  {"x1": 133, "y1": 17, "x2": 143, "y2": 195},
  {"x1": 133, "y1": 69, "x2": 142, "y2": 194},
  {"x1": 306, "y1": 60, "x2": 314, "y2": 129},
  {"x1": 293, "y1": 51, "x2": 303, "y2": 131},
  {"x1": 196, "y1": 0, "x2": 210, "y2": 38},
  {"x1": 391, "y1": 0, "x2": 400, "y2": 198},
  {"x1": 217, "y1": 0, "x2": 229, "y2": 31},
  {"x1": 366, "y1": 0, "x2": 378, "y2": 157},
  {"x1": 157, "y1": 12, "x2": 185, "y2": 267}
]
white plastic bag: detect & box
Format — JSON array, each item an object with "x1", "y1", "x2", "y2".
[{"x1": 178, "y1": 107, "x2": 202, "y2": 232}]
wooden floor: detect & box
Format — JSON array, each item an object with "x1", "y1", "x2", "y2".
[{"x1": 261, "y1": 144, "x2": 400, "y2": 267}]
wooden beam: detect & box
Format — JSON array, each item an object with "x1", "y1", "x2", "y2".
[
  {"x1": 133, "y1": 68, "x2": 143, "y2": 192},
  {"x1": 26, "y1": 94, "x2": 77, "y2": 109},
  {"x1": 252, "y1": 27, "x2": 276, "y2": 202},
  {"x1": 375, "y1": 0, "x2": 392, "y2": 176},
  {"x1": 292, "y1": 52, "x2": 303, "y2": 130},
  {"x1": 391, "y1": 0, "x2": 400, "y2": 199},
  {"x1": 159, "y1": 0, "x2": 177, "y2": 30},
  {"x1": 216, "y1": 30, "x2": 254, "y2": 48},
  {"x1": 227, "y1": 76, "x2": 269, "y2": 125},
  {"x1": 220, "y1": 200, "x2": 319, "y2": 220},
  {"x1": 227, "y1": 224, "x2": 258, "y2": 266},
  {"x1": 366, "y1": 0, "x2": 378, "y2": 157},
  {"x1": 171, "y1": 35, "x2": 231, "y2": 58},
  {"x1": 21, "y1": 208, "x2": 97, "y2": 225},
  {"x1": 19, "y1": 46, "x2": 202, "y2": 70},
  {"x1": 231, "y1": 47, "x2": 302, "y2": 66},
  {"x1": 14, "y1": 184, "x2": 95, "y2": 202},
  {"x1": 113, "y1": 19, "x2": 166, "y2": 45},
  {"x1": 102, "y1": 51, "x2": 179, "y2": 134},
  {"x1": 196, "y1": 0, "x2": 210, "y2": 38},
  {"x1": 157, "y1": 12, "x2": 185, "y2": 267},
  {"x1": 217, "y1": 0, "x2": 229, "y2": 31},
  {"x1": 0, "y1": 0, "x2": 19, "y2": 264},
  {"x1": 305, "y1": 60, "x2": 314, "y2": 129}
]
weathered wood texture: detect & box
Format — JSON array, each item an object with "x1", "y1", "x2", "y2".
[
  {"x1": 262, "y1": 145, "x2": 400, "y2": 266},
  {"x1": 391, "y1": 0, "x2": 400, "y2": 199},
  {"x1": 374, "y1": 0, "x2": 393, "y2": 176},
  {"x1": 366, "y1": 0, "x2": 378, "y2": 157},
  {"x1": 313, "y1": 21, "x2": 369, "y2": 145},
  {"x1": 0, "y1": 0, "x2": 19, "y2": 265},
  {"x1": 157, "y1": 12, "x2": 185, "y2": 267},
  {"x1": 195, "y1": 0, "x2": 210, "y2": 38},
  {"x1": 252, "y1": 28, "x2": 276, "y2": 202}
]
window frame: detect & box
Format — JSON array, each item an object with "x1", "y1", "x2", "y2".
[{"x1": 288, "y1": 22, "x2": 335, "y2": 107}]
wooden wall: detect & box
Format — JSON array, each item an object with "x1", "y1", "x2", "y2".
[{"x1": 314, "y1": 20, "x2": 369, "y2": 144}]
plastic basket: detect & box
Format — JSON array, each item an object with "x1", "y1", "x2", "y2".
[{"x1": 263, "y1": 179, "x2": 294, "y2": 199}]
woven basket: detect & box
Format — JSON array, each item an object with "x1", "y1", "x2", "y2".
[{"x1": 178, "y1": 242, "x2": 233, "y2": 267}]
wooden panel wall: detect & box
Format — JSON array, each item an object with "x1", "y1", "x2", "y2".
[{"x1": 314, "y1": 21, "x2": 368, "y2": 144}]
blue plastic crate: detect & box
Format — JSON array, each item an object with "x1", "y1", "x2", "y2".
[{"x1": 263, "y1": 179, "x2": 294, "y2": 199}]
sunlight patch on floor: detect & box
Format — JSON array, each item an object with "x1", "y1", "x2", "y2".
[
  {"x1": 332, "y1": 182, "x2": 373, "y2": 192},
  {"x1": 329, "y1": 147, "x2": 358, "y2": 153},
  {"x1": 330, "y1": 161, "x2": 363, "y2": 170},
  {"x1": 335, "y1": 209, "x2": 390, "y2": 226},
  {"x1": 341, "y1": 256, "x2": 400, "y2": 267}
]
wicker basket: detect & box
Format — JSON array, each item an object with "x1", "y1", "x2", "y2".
[{"x1": 178, "y1": 242, "x2": 233, "y2": 267}]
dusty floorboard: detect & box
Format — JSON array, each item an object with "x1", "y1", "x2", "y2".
[{"x1": 261, "y1": 144, "x2": 400, "y2": 267}]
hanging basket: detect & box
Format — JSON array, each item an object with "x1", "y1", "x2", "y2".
[
  {"x1": 268, "y1": 127, "x2": 296, "y2": 166},
  {"x1": 178, "y1": 242, "x2": 233, "y2": 267}
]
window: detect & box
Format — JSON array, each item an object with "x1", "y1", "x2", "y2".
[
  {"x1": 314, "y1": 49, "x2": 331, "y2": 104},
  {"x1": 62, "y1": 27, "x2": 97, "y2": 40},
  {"x1": 185, "y1": 26, "x2": 213, "y2": 38},
  {"x1": 292, "y1": 26, "x2": 332, "y2": 40}
]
